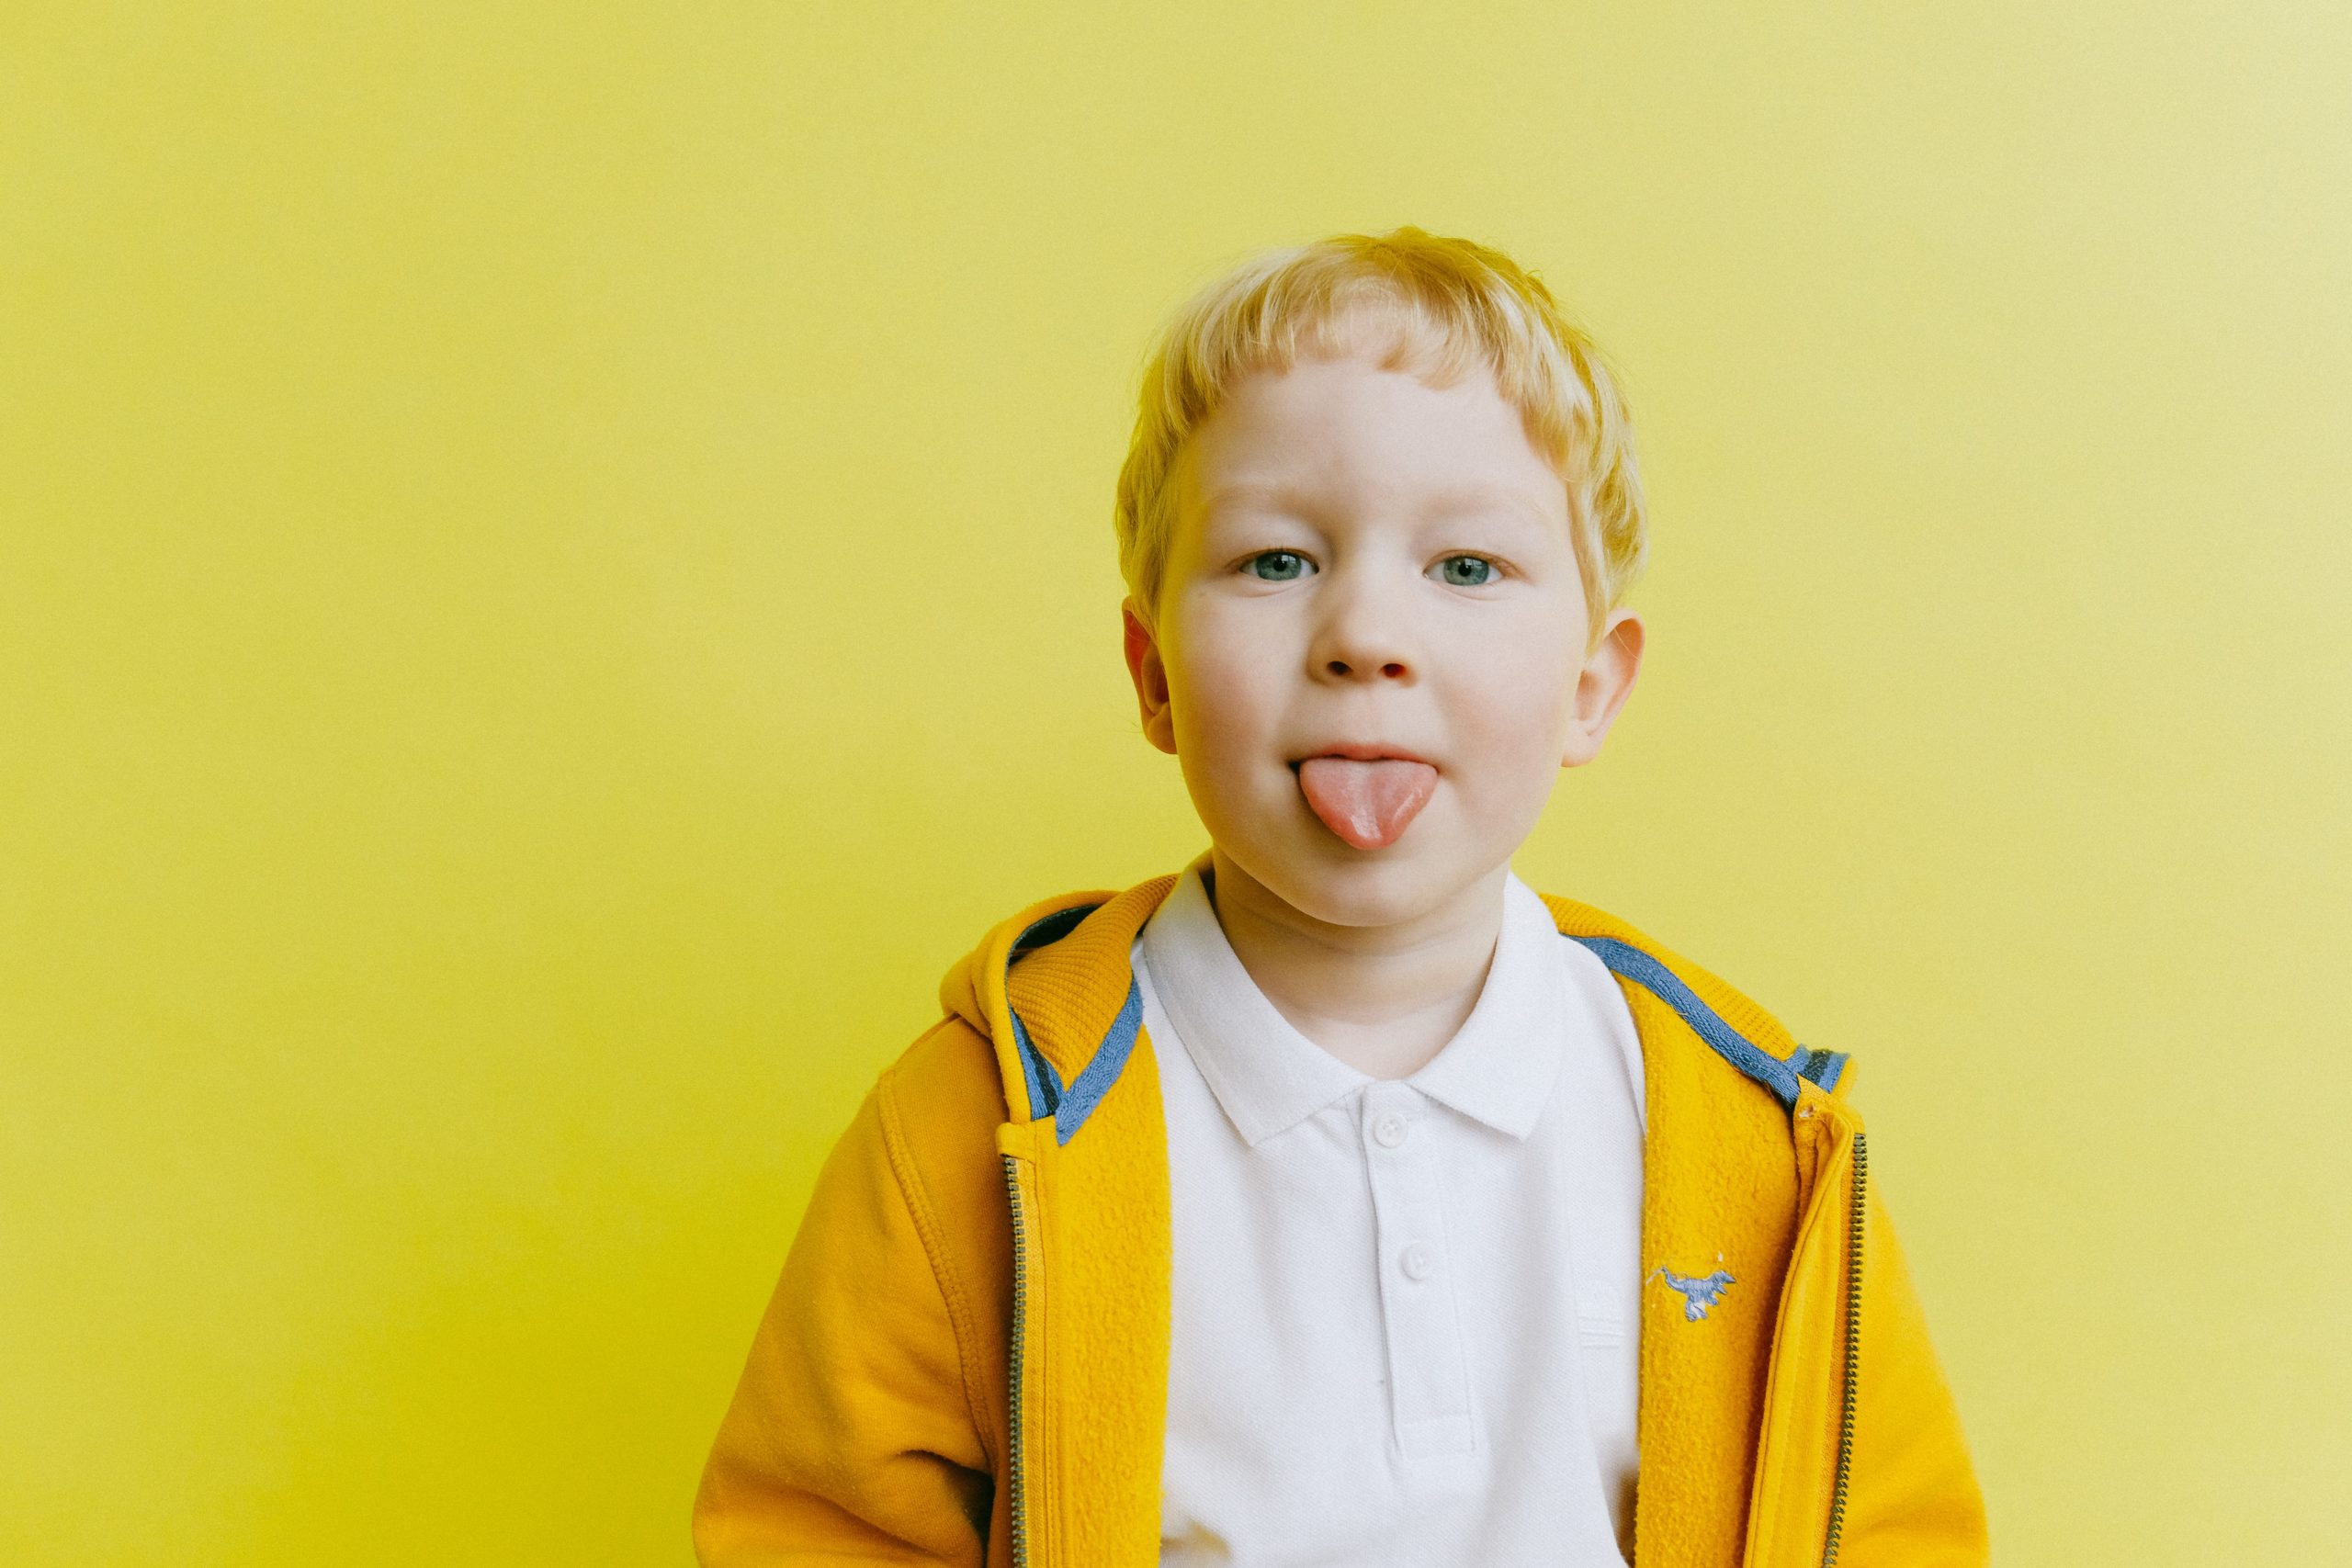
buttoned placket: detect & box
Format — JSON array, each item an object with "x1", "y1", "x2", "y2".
[{"x1": 1359, "y1": 1080, "x2": 1476, "y2": 1461}]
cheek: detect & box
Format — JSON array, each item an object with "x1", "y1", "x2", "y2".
[
  {"x1": 1442, "y1": 632, "x2": 1581, "y2": 780},
  {"x1": 1166, "y1": 615, "x2": 1284, "y2": 765}
]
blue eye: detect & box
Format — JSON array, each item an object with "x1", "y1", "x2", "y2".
[
  {"x1": 1245, "y1": 550, "x2": 1312, "y2": 581},
  {"x1": 1435, "y1": 555, "x2": 1496, "y2": 586}
]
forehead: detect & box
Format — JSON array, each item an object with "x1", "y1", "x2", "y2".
[{"x1": 1174, "y1": 352, "x2": 1567, "y2": 527}]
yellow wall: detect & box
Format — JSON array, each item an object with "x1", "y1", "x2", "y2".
[{"x1": 6, "y1": 5, "x2": 2347, "y2": 1562}]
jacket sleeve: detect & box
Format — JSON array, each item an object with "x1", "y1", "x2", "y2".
[
  {"x1": 1841, "y1": 1166, "x2": 1991, "y2": 1567},
  {"x1": 693, "y1": 1071, "x2": 993, "y2": 1566}
]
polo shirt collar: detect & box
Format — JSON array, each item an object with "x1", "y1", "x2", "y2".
[{"x1": 1136, "y1": 853, "x2": 1568, "y2": 1147}]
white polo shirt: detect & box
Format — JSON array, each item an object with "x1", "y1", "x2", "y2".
[{"x1": 1139, "y1": 857, "x2": 1646, "y2": 1566}]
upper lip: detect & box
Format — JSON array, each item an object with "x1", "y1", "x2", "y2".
[{"x1": 1288, "y1": 742, "x2": 1435, "y2": 769}]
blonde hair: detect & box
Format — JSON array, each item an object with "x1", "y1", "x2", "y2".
[{"x1": 1114, "y1": 227, "x2": 1646, "y2": 647}]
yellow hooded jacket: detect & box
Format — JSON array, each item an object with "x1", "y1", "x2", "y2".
[{"x1": 693, "y1": 874, "x2": 1988, "y2": 1566}]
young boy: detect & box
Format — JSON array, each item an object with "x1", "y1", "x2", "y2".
[{"x1": 693, "y1": 229, "x2": 1987, "y2": 1566}]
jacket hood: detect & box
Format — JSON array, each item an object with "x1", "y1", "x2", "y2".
[
  {"x1": 939, "y1": 867, "x2": 1849, "y2": 1138},
  {"x1": 939, "y1": 875, "x2": 1181, "y2": 1133}
]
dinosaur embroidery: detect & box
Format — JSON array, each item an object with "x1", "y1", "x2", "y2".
[{"x1": 1654, "y1": 1266, "x2": 1736, "y2": 1322}]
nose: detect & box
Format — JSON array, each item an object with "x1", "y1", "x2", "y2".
[{"x1": 1308, "y1": 567, "x2": 1418, "y2": 685}]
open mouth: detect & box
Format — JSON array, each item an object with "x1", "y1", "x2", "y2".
[{"x1": 1292, "y1": 752, "x2": 1438, "y2": 850}]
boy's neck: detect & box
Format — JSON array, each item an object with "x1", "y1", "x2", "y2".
[{"x1": 1202, "y1": 846, "x2": 1508, "y2": 1081}]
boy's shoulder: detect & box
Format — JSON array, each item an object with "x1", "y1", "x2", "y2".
[
  {"x1": 924, "y1": 875, "x2": 1180, "y2": 1130},
  {"x1": 1539, "y1": 888, "x2": 1853, "y2": 1105},
  {"x1": 858, "y1": 874, "x2": 1177, "y2": 1202}
]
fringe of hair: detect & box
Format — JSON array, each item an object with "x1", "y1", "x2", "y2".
[{"x1": 1114, "y1": 227, "x2": 1646, "y2": 646}]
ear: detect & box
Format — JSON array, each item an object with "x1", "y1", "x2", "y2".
[
  {"x1": 1122, "y1": 597, "x2": 1179, "y2": 755},
  {"x1": 1561, "y1": 608, "x2": 1645, "y2": 768}
]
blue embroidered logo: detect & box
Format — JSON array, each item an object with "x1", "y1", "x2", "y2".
[{"x1": 1655, "y1": 1266, "x2": 1736, "y2": 1321}]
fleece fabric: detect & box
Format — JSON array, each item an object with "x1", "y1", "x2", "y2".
[{"x1": 691, "y1": 873, "x2": 1988, "y2": 1566}]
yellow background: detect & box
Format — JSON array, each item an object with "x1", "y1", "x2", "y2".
[{"x1": 6, "y1": 5, "x2": 2347, "y2": 1562}]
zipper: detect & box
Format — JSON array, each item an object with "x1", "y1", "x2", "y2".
[
  {"x1": 1818, "y1": 1132, "x2": 1867, "y2": 1567},
  {"x1": 1001, "y1": 1152, "x2": 1034, "y2": 1568}
]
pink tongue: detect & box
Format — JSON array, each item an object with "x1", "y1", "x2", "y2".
[{"x1": 1296, "y1": 757, "x2": 1438, "y2": 850}]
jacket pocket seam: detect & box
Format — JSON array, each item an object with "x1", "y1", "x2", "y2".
[{"x1": 876, "y1": 1045, "x2": 1001, "y2": 1480}]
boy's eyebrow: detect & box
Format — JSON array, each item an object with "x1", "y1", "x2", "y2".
[
  {"x1": 1193, "y1": 479, "x2": 1315, "y2": 519},
  {"x1": 1415, "y1": 484, "x2": 1563, "y2": 528},
  {"x1": 1197, "y1": 479, "x2": 1560, "y2": 527}
]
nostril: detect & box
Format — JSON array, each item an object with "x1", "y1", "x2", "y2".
[{"x1": 1382, "y1": 662, "x2": 1406, "y2": 677}]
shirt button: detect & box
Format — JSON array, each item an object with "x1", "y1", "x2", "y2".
[
  {"x1": 1400, "y1": 1243, "x2": 1434, "y2": 1280},
  {"x1": 1373, "y1": 1111, "x2": 1410, "y2": 1148}
]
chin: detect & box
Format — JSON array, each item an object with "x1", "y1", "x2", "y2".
[{"x1": 1260, "y1": 840, "x2": 1476, "y2": 930}]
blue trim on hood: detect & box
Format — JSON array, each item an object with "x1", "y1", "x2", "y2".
[
  {"x1": 1012, "y1": 908, "x2": 1843, "y2": 1135},
  {"x1": 1004, "y1": 902, "x2": 1141, "y2": 1144},
  {"x1": 1010, "y1": 1007, "x2": 1063, "y2": 1121},
  {"x1": 1013, "y1": 902, "x2": 1095, "y2": 954},
  {"x1": 1050, "y1": 979, "x2": 1142, "y2": 1145},
  {"x1": 1569, "y1": 934, "x2": 1805, "y2": 1110},
  {"x1": 1794, "y1": 1045, "x2": 1849, "y2": 1093}
]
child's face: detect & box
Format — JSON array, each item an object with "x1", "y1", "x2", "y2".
[{"x1": 1124, "y1": 348, "x2": 1644, "y2": 929}]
